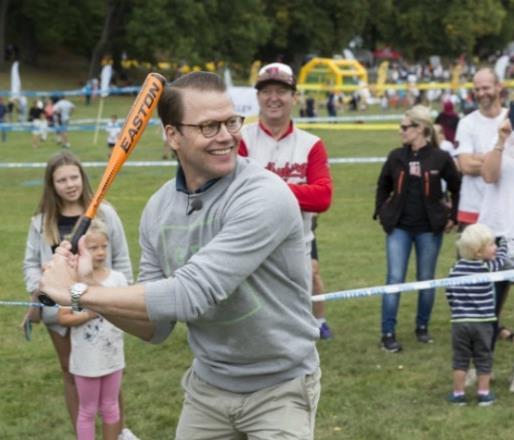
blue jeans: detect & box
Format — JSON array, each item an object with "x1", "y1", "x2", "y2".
[{"x1": 381, "y1": 228, "x2": 443, "y2": 335}]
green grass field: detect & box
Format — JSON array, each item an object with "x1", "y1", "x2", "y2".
[{"x1": 1, "y1": 81, "x2": 514, "y2": 439}]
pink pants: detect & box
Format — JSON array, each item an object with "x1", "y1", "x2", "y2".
[{"x1": 74, "y1": 369, "x2": 123, "y2": 440}]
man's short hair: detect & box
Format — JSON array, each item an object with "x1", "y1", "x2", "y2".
[
  {"x1": 456, "y1": 223, "x2": 494, "y2": 260},
  {"x1": 158, "y1": 71, "x2": 226, "y2": 127}
]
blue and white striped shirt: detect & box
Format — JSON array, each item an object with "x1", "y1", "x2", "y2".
[{"x1": 446, "y1": 238, "x2": 508, "y2": 322}]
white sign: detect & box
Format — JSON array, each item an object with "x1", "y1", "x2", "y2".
[{"x1": 228, "y1": 86, "x2": 259, "y2": 117}]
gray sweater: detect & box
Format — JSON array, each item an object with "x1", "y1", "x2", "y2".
[{"x1": 140, "y1": 157, "x2": 319, "y2": 393}]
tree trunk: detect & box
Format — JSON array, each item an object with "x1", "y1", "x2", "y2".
[
  {"x1": 0, "y1": 0, "x2": 10, "y2": 68},
  {"x1": 87, "y1": 0, "x2": 120, "y2": 80}
]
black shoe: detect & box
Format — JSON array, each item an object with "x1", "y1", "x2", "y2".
[
  {"x1": 415, "y1": 326, "x2": 433, "y2": 343},
  {"x1": 380, "y1": 333, "x2": 402, "y2": 352}
]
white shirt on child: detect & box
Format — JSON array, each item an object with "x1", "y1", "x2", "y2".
[
  {"x1": 106, "y1": 120, "x2": 121, "y2": 145},
  {"x1": 69, "y1": 270, "x2": 127, "y2": 377}
]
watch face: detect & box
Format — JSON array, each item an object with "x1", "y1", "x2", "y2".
[{"x1": 73, "y1": 283, "x2": 88, "y2": 293}]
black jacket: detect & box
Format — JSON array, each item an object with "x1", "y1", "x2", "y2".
[{"x1": 373, "y1": 144, "x2": 461, "y2": 234}]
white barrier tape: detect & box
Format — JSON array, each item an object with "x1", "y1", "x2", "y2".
[
  {"x1": 0, "y1": 157, "x2": 383, "y2": 169},
  {"x1": 0, "y1": 86, "x2": 142, "y2": 98},
  {"x1": 3, "y1": 270, "x2": 513, "y2": 308},
  {"x1": 312, "y1": 269, "x2": 514, "y2": 302},
  {"x1": 0, "y1": 118, "x2": 162, "y2": 132},
  {"x1": 293, "y1": 114, "x2": 403, "y2": 123}
]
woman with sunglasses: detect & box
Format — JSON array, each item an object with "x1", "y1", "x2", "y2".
[{"x1": 374, "y1": 105, "x2": 461, "y2": 353}]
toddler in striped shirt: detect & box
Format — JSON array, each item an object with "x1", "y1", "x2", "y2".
[{"x1": 446, "y1": 223, "x2": 507, "y2": 406}]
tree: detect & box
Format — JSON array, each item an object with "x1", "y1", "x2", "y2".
[
  {"x1": 5, "y1": 0, "x2": 104, "y2": 65},
  {"x1": 87, "y1": 0, "x2": 130, "y2": 80},
  {"x1": 257, "y1": 0, "x2": 370, "y2": 69},
  {"x1": 364, "y1": 0, "x2": 508, "y2": 59},
  {"x1": 0, "y1": 0, "x2": 9, "y2": 67},
  {"x1": 125, "y1": 0, "x2": 270, "y2": 74}
]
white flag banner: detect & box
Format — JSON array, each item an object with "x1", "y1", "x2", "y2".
[
  {"x1": 224, "y1": 67, "x2": 234, "y2": 88},
  {"x1": 100, "y1": 64, "x2": 113, "y2": 98},
  {"x1": 227, "y1": 86, "x2": 259, "y2": 117},
  {"x1": 11, "y1": 61, "x2": 21, "y2": 98}
]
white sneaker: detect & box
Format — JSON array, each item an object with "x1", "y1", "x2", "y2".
[
  {"x1": 118, "y1": 428, "x2": 140, "y2": 440},
  {"x1": 465, "y1": 368, "x2": 477, "y2": 388}
]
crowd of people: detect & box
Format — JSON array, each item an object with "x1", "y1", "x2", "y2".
[
  {"x1": 374, "y1": 66, "x2": 514, "y2": 406},
  {"x1": 17, "y1": 62, "x2": 514, "y2": 439},
  {"x1": 0, "y1": 95, "x2": 75, "y2": 148}
]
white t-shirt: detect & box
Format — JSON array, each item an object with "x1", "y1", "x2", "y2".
[
  {"x1": 455, "y1": 108, "x2": 508, "y2": 221},
  {"x1": 478, "y1": 134, "x2": 514, "y2": 240},
  {"x1": 440, "y1": 139, "x2": 458, "y2": 158},
  {"x1": 69, "y1": 270, "x2": 127, "y2": 377},
  {"x1": 53, "y1": 99, "x2": 75, "y2": 122},
  {"x1": 439, "y1": 140, "x2": 458, "y2": 193},
  {"x1": 105, "y1": 120, "x2": 121, "y2": 144}
]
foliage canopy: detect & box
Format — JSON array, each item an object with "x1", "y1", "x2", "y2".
[{"x1": 2, "y1": 0, "x2": 514, "y2": 75}]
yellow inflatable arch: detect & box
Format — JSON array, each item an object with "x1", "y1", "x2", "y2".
[{"x1": 297, "y1": 57, "x2": 368, "y2": 91}]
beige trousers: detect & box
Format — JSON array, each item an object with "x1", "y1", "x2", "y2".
[{"x1": 175, "y1": 367, "x2": 321, "y2": 440}]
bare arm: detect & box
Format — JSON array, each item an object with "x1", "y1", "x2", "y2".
[
  {"x1": 100, "y1": 312, "x2": 156, "y2": 341},
  {"x1": 481, "y1": 118, "x2": 512, "y2": 183},
  {"x1": 457, "y1": 153, "x2": 484, "y2": 176},
  {"x1": 57, "y1": 307, "x2": 97, "y2": 327},
  {"x1": 40, "y1": 239, "x2": 156, "y2": 340}
]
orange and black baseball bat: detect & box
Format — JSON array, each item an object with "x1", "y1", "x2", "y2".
[{"x1": 39, "y1": 72, "x2": 166, "y2": 306}]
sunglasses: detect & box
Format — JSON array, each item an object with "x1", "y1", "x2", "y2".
[{"x1": 400, "y1": 123, "x2": 418, "y2": 131}]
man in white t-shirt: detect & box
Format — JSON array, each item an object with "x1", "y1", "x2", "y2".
[
  {"x1": 455, "y1": 68, "x2": 510, "y2": 386},
  {"x1": 53, "y1": 97, "x2": 75, "y2": 148},
  {"x1": 455, "y1": 67, "x2": 508, "y2": 226}
]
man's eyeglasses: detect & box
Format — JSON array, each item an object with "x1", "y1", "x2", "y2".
[
  {"x1": 400, "y1": 123, "x2": 418, "y2": 131},
  {"x1": 177, "y1": 115, "x2": 245, "y2": 138}
]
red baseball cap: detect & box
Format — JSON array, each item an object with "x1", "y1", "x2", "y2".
[{"x1": 255, "y1": 63, "x2": 296, "y2": 91}]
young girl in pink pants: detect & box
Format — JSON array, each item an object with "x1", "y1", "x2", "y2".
[{"x1": 58, "y1": 219, "x2": 128, "y2": 440}]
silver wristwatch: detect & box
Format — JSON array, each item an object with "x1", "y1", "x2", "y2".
[{"x1": 70, "y1": 283, "x2": 88, "y2": 312}]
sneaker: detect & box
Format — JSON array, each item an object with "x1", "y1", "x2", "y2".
[
  {"x1": 319, "y1": 322, "x2": 333, "y2": 340},
  {"x1": 380, "y1": 333, "x2": 402, "y2": 352},
  {"x1": 477, "y1": 392, "x2": 495, "y2": 407},
  {"x1": 118, "y1": 428, "x2": 140, "y2": 440},
  {"x1": 447, "y1": 393, "x2": 467, "y2": 406},
  {"x1": 415, "y1": 326, "x2": 433, "y2": 343}
]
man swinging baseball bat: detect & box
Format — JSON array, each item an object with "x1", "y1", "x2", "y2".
[{"x1": 41, "y1": 71, "x2": 322, "y2": 439}]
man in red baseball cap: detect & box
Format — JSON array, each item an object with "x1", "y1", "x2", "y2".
[{"x1": 240, "y1": 62, "x2": 334, "y2": 339}]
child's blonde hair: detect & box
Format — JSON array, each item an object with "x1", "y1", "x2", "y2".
[
  {"x1": 456, "y1": 223, "x2": 494, "y2": 260},
  {"x1": 86, "y1": 218, "x2": 109, "y2": 241}
]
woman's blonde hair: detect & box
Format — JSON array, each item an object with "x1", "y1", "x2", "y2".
[
  {"x1": 37, "y1": 151, "x2": 93, "y2": 245},
  {"x1": 456, "y1": 223, "x2": 494, "y2": 260},
  {"x1": 404, "y1": 105, "x2": 439, "y2": 147}
]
